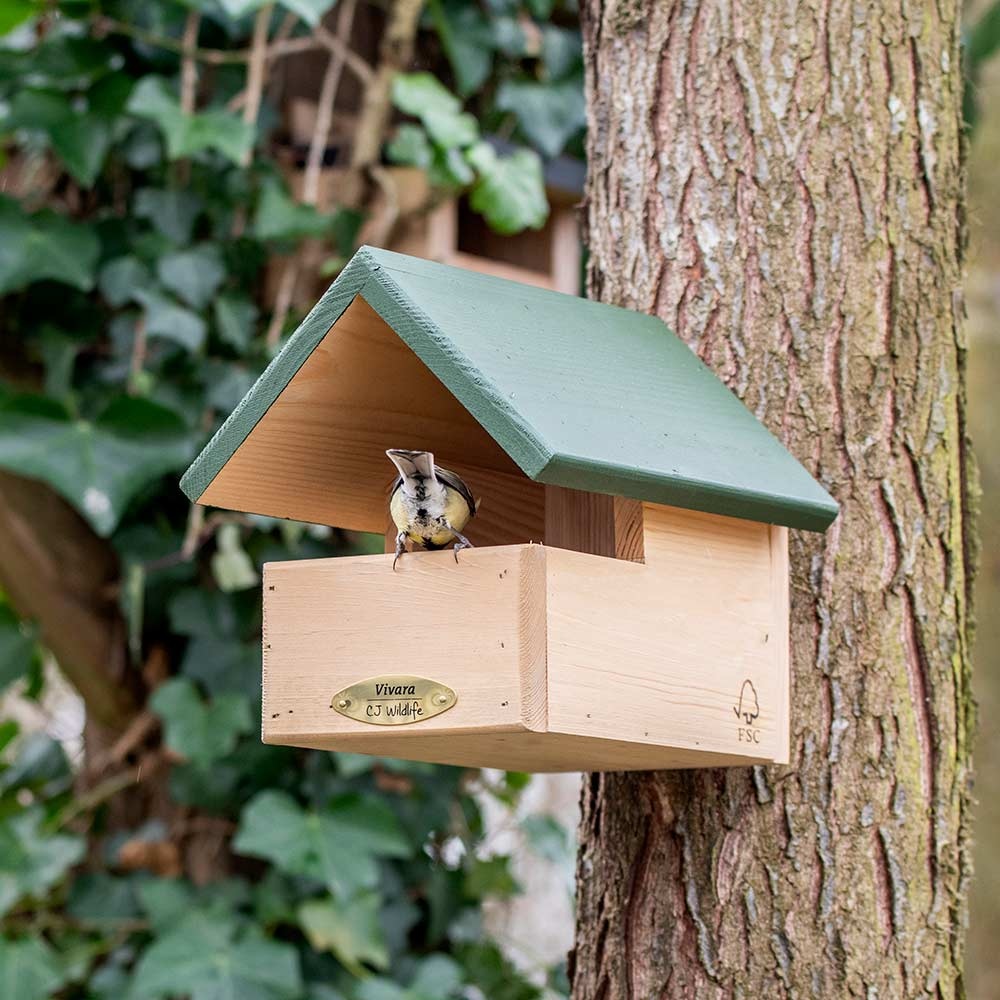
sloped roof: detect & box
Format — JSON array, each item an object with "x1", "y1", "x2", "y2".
[{"x1": 181, "y1": 246, "x2": 837, "y2": 531}]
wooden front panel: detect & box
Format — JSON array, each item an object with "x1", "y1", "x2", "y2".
[
  {"x1": 201, "y1": 295, "x2": 544, "y2": 546},
  {"x1": 262, "y1": 544, "x2": 547, "y2": 748},
  {"x1": 544, "y1": 504, "x2": 787, "y2": 762}
]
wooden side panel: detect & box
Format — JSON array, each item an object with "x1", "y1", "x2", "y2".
[
  {"x1": 769, "y1": 524, "x2": 791, "y2": 764},
  {"x1": 262, "y1": 544, "x2": 547, "y2": 747},
  {"x1": 201, "y1": 295, "x2": 544, "y2": 545},
  {"x1": 544, "y1": 485, "x2": 644, "y2": 562},
  {"x1": 544, "y1": 504, "x2": 783, "y2": 761}
]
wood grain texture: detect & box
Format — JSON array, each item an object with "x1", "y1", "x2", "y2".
[
  {"x1": 269, "y1": 730, "x2": 770, "y2": 772},
  {"x1": 202, "y1": 296, "x2": 544, "y2": 544},
  {"x1": 544, "y1": 484, "x2": 644, "y2": 561},
  {"x1": 546, "y1": 505, "x2": 785, "y2": 763},
  {"x1": 183, "y1": 245, "x2": 838, "y2": 531},
  {"x1": 263, "y1": 504, "x2": 789, "y2": 771},
  {"x1": 262, "y1": 544, "x2": 547, "y2": 750},
  {"x1": 571, "y1": 0, "x2": 974, "y2": 995}
]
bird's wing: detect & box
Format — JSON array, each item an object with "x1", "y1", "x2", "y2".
[{"x1": 436, "y1": 467, "x2": 477, "y2": 519}]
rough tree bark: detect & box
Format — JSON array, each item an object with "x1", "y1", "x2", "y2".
[{"x1": 572, "y1": 2, "x2": 975, "y2": 998}]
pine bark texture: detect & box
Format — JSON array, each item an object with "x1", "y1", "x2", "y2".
[{"x1": 572, "y1": 2, "x2": 975, "y2": 998}]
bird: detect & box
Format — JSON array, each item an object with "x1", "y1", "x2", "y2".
[{"x1": 386, "y1": 449, "x2": 477, "y2": 570}]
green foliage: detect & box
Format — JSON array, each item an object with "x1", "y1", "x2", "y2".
[
  {"x1": 965, "y1": 2, "x2": 1000, "y2": 130},
  {"x1": 0, "y1": 2, "x2": 577, "y2": 997},
  {"x1": 0, "y1": 196, "x2": 99, "y2": 294}
]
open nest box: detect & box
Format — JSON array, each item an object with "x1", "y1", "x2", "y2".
[{"x1": 181, "y1": 247, "x2": 838, "y2": 773}]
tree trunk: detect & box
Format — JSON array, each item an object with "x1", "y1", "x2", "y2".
[{"x1": 572, "y1": 2, "x2": 975, "y2": 997}]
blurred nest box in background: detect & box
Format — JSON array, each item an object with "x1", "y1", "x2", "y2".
[{"x1": 182, "y1": 248, "x2": 838, "y2": 773}]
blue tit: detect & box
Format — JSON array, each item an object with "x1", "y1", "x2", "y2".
[{"x1": 386, "y1": 449, "x2": 477, "y2": 570}]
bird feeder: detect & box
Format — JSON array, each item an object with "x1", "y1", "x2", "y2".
[{"x1": 181, "y1": 247, "x2": 838, "y2": 772}]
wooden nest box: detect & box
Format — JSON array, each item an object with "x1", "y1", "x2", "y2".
[{"x1": 181, "y1": 248, "x2": 838, "y2": 772}]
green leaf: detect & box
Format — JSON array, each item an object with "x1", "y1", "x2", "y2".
[
  {"x1": 127, "y1": 76, "x2": 254, "y2": 165},
  {"x1": 0, "y1": 605, "x2": 38, "y2": 693},
  {"x1": 298, "y1": 894, "x2": 389, "y2": 975},
  {"x1": 423, "y1": 108, "x2": 479, "y2": 148},
  {"x1": 0, "y1": 195, "x2": 99, "y2": 295},
  {"x1": 0, "y1": 937, "x2": 68, "y2": 1000},
  {"x1": 391, "y1": 73, "x2": 461, "y2": 118},
  {"x1": 136, "y1": 288, "x2": 208, "y2": 353},
  {"x1": 157, "y1": 245, "x2": 226, "y2": 310},
  {"x1": 968, "y1": 1, "x2": 1000, "y2": 68},
  {"x1": 521, "y1": 813, "x2": 570, "y2": 863},
  {"x1": 541, "y1": 26, "x2": 583, "y2": 80},
  {"x1": 466, "y1": 144, "x2": 548, "y2": 234},
  {"x1": 391, "y1": 73, "x2": 478, "y2": 151},
  {"x1": 428, "y1": 0, "x2": 494, "y2": 97},
  {"x1": 99, "y1": 256, "x2": 154, "y2": 308},
  {"x1": 214, "y1": 294, "x2": 259, "y2": 351},
  {"x1": 0, "y1": 395, "x2": 193, "y2": 536},
  {"x1": 1, "y1": 84, "x2": 124, "y2": 186},
  {"x1": 464, "y1": 855, "x2": 520, "y2": 900},
  {"x1": 211, "y1": 522, "x2": 259, "y2": 591},
  {"x1": 0, "y1": 810, "x2": 85, "y2": 918},
  {"x1": 218, "y1": 0, "x2": 336, "y2": 26},
  {"x1": 496, "y1": 78, "x2": 586, "y2": 158},
  {"x1": 386, "y1": 125, "x2": 433, "y2": 169},
  {"x1": 134, "y1": 188, "x2": 203, "y2": 244},
  {"x1": 150, "y1": 677, "x2": 252, "y2": 768},
  {"x1": 0, "y1": 1, "x2": 36, "y2": 36},
  {"x1": 234, "y1": 791, "x2": 412, "y2": 897},
  {"x1": 130, "y1": 913, "x2": 302, "y2": 1000},
  {"x1": 409, "y1": 954, "x2": 463, "y2": 997},
  {"x1": 254, "y1": 182, "x2": 333, "y2": 241}
]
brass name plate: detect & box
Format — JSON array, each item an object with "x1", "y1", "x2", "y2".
[{"x1": 331, "y1": 675, "x2": 457, "y2": 726}]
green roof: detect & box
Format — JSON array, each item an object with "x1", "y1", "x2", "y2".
[{"x1": 181, "y1": 246, "x2": 838, "y2": 531}]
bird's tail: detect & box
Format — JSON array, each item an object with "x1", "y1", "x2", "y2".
[{"x1": 386, "y1": 449, "x2": 437, "y2": 484}]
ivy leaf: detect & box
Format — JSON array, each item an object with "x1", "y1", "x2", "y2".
[
  {"x1": 0, "y1": 605, "x2": 39, "y2": 693},
  {"x1": 0, "y1": 1, "x2": 36, "y2": 36},
  {"x1": 214, "y1": 294, "x2": 259, "y2": 352},
  {"x1": 211, "y1": 523, "x2": 259, "y2": 592},
  {"x1": 496, "y1": 79, "x2": 586, "y2": 158},
  {"x1": 254, "y1": 182, "x2": 333, "y2": 241},
  {"x1": 0, "y1": 195, "x2": 99, "y2": 295},
  {"x1": 0, "y1": 810, "x2": 85, "y2": 917},
  {"x1": 0, "y1": 937, "x2": 68, "y2": 1000},
  {"x1": 134, "y1": 188, "x2": 203, "y2": 244},
  {"x1": 217, "y1": 0, "x2": 336, "y2": 26},
  {"x1": 541, "y1": 26, "x2": 583, "y2": 81},
  {"x1": 386, "y1": 124, "x2": 433, "y2": 169},
  {"x1": 234, "y1": 791, "x2": 412, "y2": 897},
  {"x1": 136, "y1": 288, "x2": 208, "y2": 353},
  {"x1": 0, "y1": 395, "x2": 194, "y2": 536},
  {"x1": 391, "y1": 72, "x2": 461, "y2": 119},
  {"x1": 521, "y1": 813, "x2": 570, "y2": 864},
  {"x1": 130, "y1": 913, "x2": 302, "y2": 1000},
  {"x1": 391, "y1": 73, "x2": 478, "y2": 151},
  {"x1": 98, "y1": 256, "x2": 154, "y2": 308},
  {"x1": 428, "y1": 0, "x2": 494, "y2": 97},
  {"x1": 127, "y1": 77, "x2": 254, "y2": 165},
  {"x1": 464, "y1": 855, "x2": 520, "y2": 900},
  {"x1": 157, "y1": 245, "x2": 226, "y2": 310},
  {"x1": 466, "y1": 144, "x2": 548, "y2": 234},
  {"x1": 298, "y1": 894, "x2": 389, "y2": 976},
  {"x1": 150, "y1": 678, "x2": 252, "y2": 768}
]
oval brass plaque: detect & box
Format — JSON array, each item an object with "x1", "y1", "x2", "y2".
[{"x1": 331, "y1": 675, "x2": 457, "y2": 727}]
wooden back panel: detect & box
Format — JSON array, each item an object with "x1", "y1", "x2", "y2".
[{"x1": 200, "y1": 295, "x2": 544, "y2": 546}]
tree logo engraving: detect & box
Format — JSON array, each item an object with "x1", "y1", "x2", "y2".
[{"x1": 734, "y1": 679, "x2": 760, "y2": 726}]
